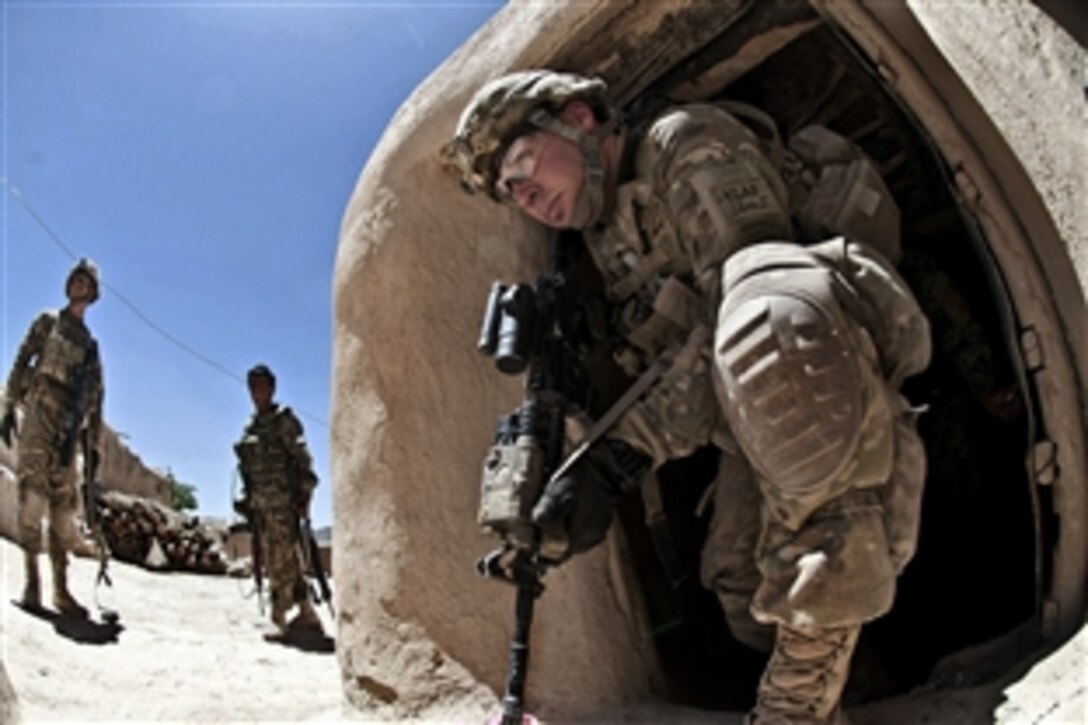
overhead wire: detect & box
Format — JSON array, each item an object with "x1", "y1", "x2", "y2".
[{"x1": 2, "y1": 178, "x2": 330, "y2": 430}]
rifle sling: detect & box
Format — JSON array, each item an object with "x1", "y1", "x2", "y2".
[
  {"x1": 640, "y1": 476, "x2": 688, "y2": 588},
  {"x1": 547, "y1": 349, "x2": 672, "y2": 485}
]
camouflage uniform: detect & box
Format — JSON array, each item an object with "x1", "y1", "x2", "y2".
[
  {"x1": 589, "y1": 104, "x2": 930, "y2": 722},
  {"x1": 447, "y1": 72, "x2": 931, "y2": 723},
  {"x1": 234, "y1": 403, "x2": 318, "y2": 630},
  {"x1": 4, "y1": 305, "x2": 103, "y2": 616}
]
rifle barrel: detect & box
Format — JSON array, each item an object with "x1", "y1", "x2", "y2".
[{"x1": 500, "y1": 570, "x2": 538, "y2": 725}]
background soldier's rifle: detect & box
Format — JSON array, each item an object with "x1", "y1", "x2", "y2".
[
  {"x1": 234, "y1": 474, "x2": 266, "y2": 616},
  {"x1": 61, "y1": 337, "x2": 119, "y2": 624},
  {"x1": 297, "y1": 515, "x2": 335, "y2": 618},
  {"x1": 80, "y1": 434, "x2": 119, "y2": 624}
]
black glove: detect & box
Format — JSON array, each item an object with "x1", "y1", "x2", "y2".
[
  {"x1": 531, "y1": 439, "x2": 650, "y2": 558},
  {"x1": 0, "y1": 407, "x2": 16, "y2": 448},
  {"x1": 233, "y1": 498, "x2": 250, "y2": 517}
]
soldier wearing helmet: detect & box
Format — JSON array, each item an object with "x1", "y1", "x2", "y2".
[
  {"x1": 65, "y1": 258, "x2": 101, "y2": 303},
  {"x1": 446, "y1": 69, "x2": 932, "y2": 723},
  {"x1": 1, "y1": 258, "x2": 105, "y2": 619},
  {"x1": 233, "y1": 363, "x2": 323, "y2": 641}
]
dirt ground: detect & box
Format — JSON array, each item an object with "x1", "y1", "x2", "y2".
[
  {"x1": 1, "y1": 530, "x2": 1084, "y2": 723},
  {"x1": 0, "y1": 536, "x2": 356, "y2": 723}
]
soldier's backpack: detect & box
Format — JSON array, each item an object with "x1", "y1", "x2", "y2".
[{"x1": 719, "y1": 100, "x2": 902, "y2": 263}]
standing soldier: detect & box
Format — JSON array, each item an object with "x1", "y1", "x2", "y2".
[
  {"x1": 1, "y1": 258, "x2": 104, "y2": 619},
  {"x1": 444, "y1": 71, "x2": 931, "y2": 723},
  {"x1": 233, "y1": 364, "x2": 324, "y2": 641}
]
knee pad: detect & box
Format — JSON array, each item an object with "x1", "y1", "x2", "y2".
[{"x1": 714, "y1": 243, "x2": 866, "y2": 513}]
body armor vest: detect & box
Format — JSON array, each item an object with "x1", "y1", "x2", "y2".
[
  {"x1": 234, "y1": 406, "x2": 302, "y2": 496},
  {"x1": 35, "y1": 313, "x2": 95, "y2": 391},
  {"x1": 584, "y1": 181, "x2": 699, "y2": 365}
]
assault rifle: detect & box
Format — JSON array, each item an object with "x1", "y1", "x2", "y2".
[
  {"x1": 475, "y1": 264, "x2": 674, "y2": 723},
  {"x1": 475, "y1": 274, "x2": 572, "y2": 725},
  {"x1": 297, "y1": 516, "x2": 335, "y2": 618},
  {"x1": 59, "y1": 340, "x2": 97, "y2": 471},
  {"x1": 233, "y1": 482, "x2": 266, "y2": 617},
  {"x1": 80, "y1": 435, "x2": 119, "y2": 624},
  {"x1": 61, "y1": 338, "x2": 118, "y2": 623}
]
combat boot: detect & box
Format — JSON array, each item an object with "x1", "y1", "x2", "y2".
[
  {"x1": 263, "y1": 607, "x2": 289, "y2": 642},
  {"x1": 21, "y1": 550, "x2": 41, "y2": 609},
  {"x1": 50, "y1": 550, "x2": 88, "y2": 619},
  {"x1": 288, "y1": 598, "x2": 324, "y2": 634},
  {"x1": 749, "y1": 623, "x2": 860, "y2": 724}
]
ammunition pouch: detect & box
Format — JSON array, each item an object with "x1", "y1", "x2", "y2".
[
  {"x1": 610, "y1": 325, "x2": 720, "y2": 469},
  {"x1": 621, "y1": 276, "x2": 702, "y2": 356},
  {"x1": 36, "y1": 315, "x2": 90, "y2": 388},
  {"x1": 233, "y1": 435, "x2": 275, "y2": 480},
  {"x1": 784, "y1": 125, "x2": 901, "y2": 263}
]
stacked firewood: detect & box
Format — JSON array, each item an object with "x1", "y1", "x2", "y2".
[{"x1": 94, "y1": 491, "x2": 229, "y2": 574}]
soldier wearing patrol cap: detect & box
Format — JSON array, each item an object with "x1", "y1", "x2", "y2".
[
  {"x1": 1, "y1": 258, "x2": 104, "y2": 619},
  {"x1": 444, "y1": 70, "x2": 932, "y2": 723}
]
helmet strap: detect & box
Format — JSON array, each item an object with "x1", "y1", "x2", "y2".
[{"x1": 528, "y1": 109, "x2": 615, "y2": 229}]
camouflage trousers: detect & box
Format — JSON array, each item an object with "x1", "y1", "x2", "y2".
[
  {"x1": 700, "y1": 396, "x2": 926, "y2": 646},
  {"x1": 253, "y1": 501, "x2": 308, "y2": 620},
  {"x1": 16, "y1": 388, "x2": 85, "y2": 556}
]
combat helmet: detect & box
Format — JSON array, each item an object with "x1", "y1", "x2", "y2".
[
  {"x1": 65, "y1": 258, "x2": 100, "y2": 303},
  {"x1": 443, "y1": 70, "x2": 617, "y2": 229}
]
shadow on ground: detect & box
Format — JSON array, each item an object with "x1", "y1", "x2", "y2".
[
  {"x1": 11, "y1": 599, "x2": 124, "y2": 645},
  {"x1": 266, "y1": 628, "x2": 335, "y2": 654}
]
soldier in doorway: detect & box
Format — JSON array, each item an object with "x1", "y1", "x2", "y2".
[{"x1": 444, "y1": 70, "x2": 932, "y2": 723}]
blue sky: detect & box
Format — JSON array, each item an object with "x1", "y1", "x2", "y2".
[{"x1": 1, "y1": 1, "x2": 502, "y2": 528}]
